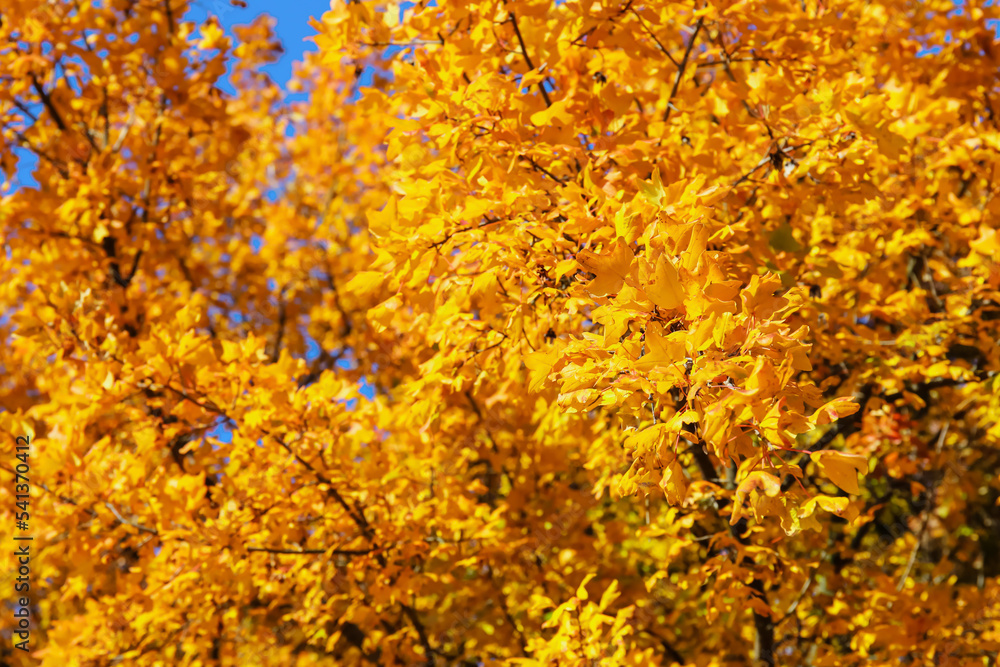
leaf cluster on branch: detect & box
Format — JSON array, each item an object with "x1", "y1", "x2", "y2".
[{"x1": 1, "y1": 0, "x2": 999, "y2": 665}]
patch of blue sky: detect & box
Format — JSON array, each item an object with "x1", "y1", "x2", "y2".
[
  {"x1": 5, "y1": 150, "x2": 38, "y2": 189},
  {"x1": 250, "y1": 233, "x2": 264, "y2": 253},
  {"x1": 305, "y1": 336, "x2": 321, "y2": 362},
  {"x1": 9, "y1": 1, "x2": 399, "y2": 447},
  {"x1": 183, "y1": 0, "x2": 327, "y2": 100},
  {"x1": 915, "y1": 0, "x2": 999, "y2": 57},
  {"x1": 207, "y1": 421, "x2": 234, "y2": 445}
]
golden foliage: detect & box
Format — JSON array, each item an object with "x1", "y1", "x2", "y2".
[{"x1": 2, "y1": 0, "x2": 1000, "y2": 665}]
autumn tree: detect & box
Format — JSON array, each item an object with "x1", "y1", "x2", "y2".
[{"x1": 2, "y1": 0, "x2": 1000, "y2": 666}]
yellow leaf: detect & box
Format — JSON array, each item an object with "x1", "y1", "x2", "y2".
[
  {"x1": 639, "y1": 166, "x2": 665, "y2": 206},
  {"x1": 530, "y1": 99, "x2": 574, "y2": 127},
  {"x1": 811, "y1": 397, "x2": 859, "y2": 426},
  {"x1": 576, "y1": 573, "x2": 597, "y2": 600},
  {"x1": 683, "y1": 223, "x2": 709, "y2": 272},
  {"x1": 872, "y1": 124, "x2": 906, "y2": 160},
  {"x1": 740, "y1": 274, "x2": 788, "y2": 319},
  {"x1": 344, "y1": 271, "x2": 385, "y2": 299},
  {"x1": 626, "y1": 423, "x2": 670, "y2": 453},
  {"x1": 598, "y1": 579, "x2": 620, "y2": 612},
  {"x1": 643, "y1": 255, "x2": 685, "y2": 311},
  {"x1": 801, "y1": 495, "x2": 859, "y2": 522},
  {"x1": 659, "y1": 459, "x2": 688, "y2": 505},
  {"x1": 970, "y1": 225, "x2": 1000, "y2": 255},
  {"x1": 554, "y1": 257, "x2": 579, "y2": 280},
  {"x1": 745, "y1": 595, "x2": 772, "y2": 619},
  {"x1": 524, "y1": 341, "x2": 565, "y2": 393},
  {"x1": 812, "y1": 450, "x2": 869, "y2": 494},
  {"x1": 926, "y1": 361, "x2": 950, "y2": 378},
  {"x1": 634, "y1": 324, "x2": 686, "y2": 373},
  {"x1": 613, "y1": 205, "x2": 640, "y2": 243},
  {"x1": 543, "y1": 600, "x2": 577, "y2": 628},
  {"x1": 367, "y1": 196, "x2": 397, "y2": 238},
  {"x1": 576, "y1": 238, "x2": 634, "y2": 296},
  {"x1": 731, "y1": 471, "x2": 781, "y2": 525}
]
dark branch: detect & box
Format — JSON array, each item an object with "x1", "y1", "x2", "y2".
[
  {"x1": 663, "y1": 17, "x2": 704, "y2": 122},
  {"x1": 246, "y1": 547, "x2": 373, "y2": 556},
  {"x1": 509, "y1": 11, "x2": 552, "y2": 107},
  {"x1": 631, "y1": 8, "x2": 679, "y2": 67},
  {"x1": 30, "y1": 73, "x2": 68, "y2": 132}
]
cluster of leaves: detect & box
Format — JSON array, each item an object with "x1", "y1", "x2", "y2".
[{"x1": 1, "y1": 0, "x2": 999, "y2": 665}]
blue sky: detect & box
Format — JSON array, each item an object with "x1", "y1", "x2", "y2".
[
  {"x1": 8, "y1": 0, "x2": 330, "y2": 188},
  {"x1": 190, "y1": 1, "x2": 378, "y2": 444},
  {"x1": 187, "y1": 0, "x2": 330, "y2": 90}
]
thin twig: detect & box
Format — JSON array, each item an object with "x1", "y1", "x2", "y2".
[
  {"x1": 509, "y1": 10, "x2": 552, "y2": 107},
  {"x1": 630, "y1": 8, "x2": 679, "y2": 67},
  {"x1": 105, "y1": 502, "x2": 158, "y2": 535},
  {"x1": 521, "y1": 154, "x2": 567, "y2": 183},
  {"x1": 663, "y1": 17, "x2": 705, "y2": 122},
  {"x1": 896, "y1": 423, "x2": 948, "y2": 592},
  {"x1": 246, "y1": 546, "x2": 373, "y2": 556},
  {"x1": 30, "y1": 73, "x2": 68, "y2": 132}
]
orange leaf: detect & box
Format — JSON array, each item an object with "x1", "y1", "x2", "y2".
[
  {"x1": 576, "y1": 238, "x2": 634, "y2": 296},
  {"x1": 812, "y1": 450, "x2": 869, "y2": 495},
  {"x1": 730, "y1": 471, "x2": 781, "y2": 525},
  {"x1": 643, "y1": 254, "x2": 685, "y2": 311},
  {"x1": 811, "y1": 397, "x2": 860, "y2": 426}
]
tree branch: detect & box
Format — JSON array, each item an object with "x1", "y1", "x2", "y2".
[
  {"x1": 630, "y1": 8, "x2": 679, "y2": 67},
  {"x1": 246, "y1": 546, "x2": 373, "y2": 556},
  {"x1": 30, "y1": 72, "x2": 68, "y2": 132},
  {"x1": 663, "y1": 17, "x2": 705, "y2": 122},
  {"x1": 509, "y1": 10, "x2": 552, "y2": 107},
  {"x1": 105, "y1": 502, "x2": 158, "y2": 535},
  {"x1": 780, "y1": 384, "x2": 873, "y2": 492},
  {"x1": 690, "y1": 429, "x2": 773, "y2": 666}
]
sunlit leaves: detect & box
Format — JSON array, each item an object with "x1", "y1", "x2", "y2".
[
  {"x1": 641, "y1": 255, "x2": 686, "y2": 312},
  {"x1": 4, "y1": 0, "x2": 1000, "y2": 664},
  {"x1": 812, "y1": 450, "x2": 870, "y2": 495},
  {"x1": 576, "y1": 238, "x2": 635, "y2": 297}
]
